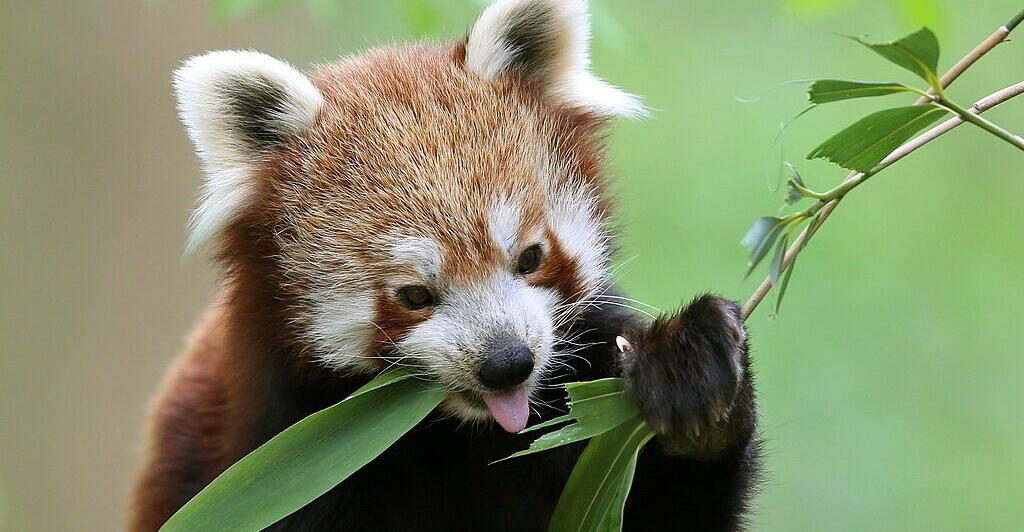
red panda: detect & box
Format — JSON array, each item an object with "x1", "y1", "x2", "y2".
[{"x1": 129, "y1": 0, "x2": 760, "y2": 530}]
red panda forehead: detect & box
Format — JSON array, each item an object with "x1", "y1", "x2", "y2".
[{"x1": 274, "y1": 43, "x2": 612, "y2": 290}]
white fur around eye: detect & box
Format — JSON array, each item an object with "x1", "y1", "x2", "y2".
[
  {"x1": 304, "y1": 288, "x2": 376, "y2": 371},
  {"x1": 390, "y1": 236, "x2": 445, "y2": 280},
  {"x1": 488, "y1": 201, "x2": 523, "y2": 256},
  {"x1": 547, "y1": 182, "x2": 609, "y2": 295}
]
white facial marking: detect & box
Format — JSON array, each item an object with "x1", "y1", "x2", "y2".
[
  {"x1": 390, "y1": 236, "x2": 444, "y2": 281},
  {"x1": 488, "y1": 201, "x2": 522, "y2": 256},
  {"x1": 304, "y1": 288, "x2": 376, "y2": 371},
  {"x1": 547, "y1": 182, "x2": 609, "y2": 296}
]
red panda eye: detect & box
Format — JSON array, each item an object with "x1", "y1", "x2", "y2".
[
  {"x1": 397, "y1": 286, "x2": 434, "y2": 310},
  {"x1": 516, "y1": 245, "x2": 543, "y2": 275}
]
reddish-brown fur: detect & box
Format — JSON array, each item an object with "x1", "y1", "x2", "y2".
[
  {"x1": 129, "y1": 42, "x2": 609, "y2": 529},
  {"x1": 131, "y1": 15, "x2": 763, "y2": 526}
]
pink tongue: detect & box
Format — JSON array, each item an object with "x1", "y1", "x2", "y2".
[{"x1": 482, "y1": 387, "x2": 530, "y2": 433}]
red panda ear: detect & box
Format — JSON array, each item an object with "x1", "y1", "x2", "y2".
[
  {"x1": 173, "y1": 51, "x2": 323, "y2": 253},
  {"x1": 465, "y1": 0, "x2": 645, "y2": 118}
]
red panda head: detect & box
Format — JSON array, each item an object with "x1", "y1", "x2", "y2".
[{"x1": 173, "y1": 0, "x2": 643, "y2": 432}]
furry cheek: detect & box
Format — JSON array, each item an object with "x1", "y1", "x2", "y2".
[{"x1": 300, "y1": 288, "x2": 379, "y2": 372}]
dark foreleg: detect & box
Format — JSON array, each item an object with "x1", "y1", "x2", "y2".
[{"x1": 572, "y1": 293, "x2": 761, "y2": 531}]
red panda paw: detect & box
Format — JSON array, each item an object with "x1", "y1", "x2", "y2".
[{"x1": 617, "y1": 295, "x2": 748, "y2": 455}]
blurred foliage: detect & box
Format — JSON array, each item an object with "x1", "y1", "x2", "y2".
[
  {"x1": 212, "y1": 0, "x2": 632, "y2": 51},
  {"x1": 208, "y1": 0, "x2": 942, "y2": 61},
  {"x1": 786, "y1": 0, "x2": 943, "y2": 30}
]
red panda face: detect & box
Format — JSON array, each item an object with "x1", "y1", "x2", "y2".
[{"x1": 173, "y1": 0, "x2": 643, "y2": 432}]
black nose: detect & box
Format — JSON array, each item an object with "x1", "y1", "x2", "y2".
[{"x1": 478, "y1": 342, "x2": 535, "y2": 389}]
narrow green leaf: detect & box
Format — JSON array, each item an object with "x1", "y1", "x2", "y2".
[
  {"x1": 769, "y1": 234, "x2": 789, "y2": 286},
  {"x1": 785, "y1": 162, "x2": 804, "y2": 187},
  {"x1": 742, "y1": 217, "x2": 787, "y2": 276},
  {"x1": 161, "y1": 368, "x2": 445, "y2": 532},
  {"x1": 807, "y1": 79, "x2": 915, "y2": 104},
  {"x1": 500, "y1": 378, "x2": 639, "y2": 461},
  {"x1": 851, "y1": 28, "x2": 940, "y2": 88},
  {"x1": 547, "y1": 416, "x2": 655, "y2": 532},
  {"x1": 774, "y1": 213, "x2": 818, "y2": 314},
  {"x1": 774, "y1": 256, "x2": 796, "y2": 313},
  {"x1": 741, "y1": 216, "x2": 780, "y2": 253},
  {"x1": 521, "y1": 413, "x2": 574, "y2": 434},
  {"x1": 594, "y1": 447, "x2": 639, "y2": 532},
  {"x1": 807, "y1": 105, "x2": 947, "y2": 172},
  {"x1": 566, "y1": 378, "x2": 626, "y2": 400}
]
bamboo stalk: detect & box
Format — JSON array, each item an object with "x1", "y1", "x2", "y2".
[{"x1": 742, "y1": 12, "x2": 1024, "y2": 319}]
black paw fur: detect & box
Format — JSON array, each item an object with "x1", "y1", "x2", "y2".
[{"x1": 619, "y1": 294, "x2": 749, "y2": 455}]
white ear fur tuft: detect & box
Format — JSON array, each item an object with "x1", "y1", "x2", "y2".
[
  {"x1": 173, "y1": 50, "x2": 323, "y2": 253},
  {"x1": 466, "y1": 0, "x2": 645, "y2": 118}
]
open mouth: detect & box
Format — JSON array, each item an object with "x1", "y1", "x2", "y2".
[{"x1": 458, "y1": 387, "x2": 530, "y2": 433}]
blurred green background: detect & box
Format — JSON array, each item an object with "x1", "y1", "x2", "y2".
[{"x1": 2, "y1": 0, "x2": 1022, "y2": 530}]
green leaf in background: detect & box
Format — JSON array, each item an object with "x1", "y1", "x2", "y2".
[
  {"x1": 547, "y1": 416, "x2": 655, "y2": 532},
  {"x1": 742, "y1": 216, "x2": 787, "y2": 275},
  {"x1": 807, "y1": 105, "x2": 947, "y2": 172},
  {"x1": 769, "y1": 234, "x2": 789, "y2": 286},
  {"x1": 774, "y1": 255, "x2": 797, "y2": 313},
  {"x1": 807, "y1": 79, "x2": 916, "y2": 104},
  {"x1": 851, "y1": 27, "x2": 940, "y2": 88},
  {"x1": 160, "y1": 368, "x2": 445, "y2": 532},
  {"x1": 784, "y1": 163, "x2": 808, "y2": 205},
  {"x1": 501, "y1": 378, "x2": 639, "y2": 461}
]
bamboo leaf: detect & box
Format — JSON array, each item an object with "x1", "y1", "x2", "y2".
[
  {"x1": 547, "y1": 416, "x2": 655, "y2": 532},
  {"x1": 769, "y1": 234, "x2": 789, "y2": 286},
  {"x1": 785, "y1": 182, "x2": 805, "y2": 205},
  {"x1": 807, "y1": 79, "x2": 916, "y2": 104},
  {"x1": 807, "y1": 105, "x2": 947, "y2": 172},
  {"x1": 784, "y1": 163, "x2": 807, "y2": 205},
  {"x1": 785, "y1": 162, "x2": 804, "y2": 187},
  {"x1": 500, "y1": 379, "x2": 639, "y2": 461},
  {"x1": 160, "y1": 368, "x2": 445, "y2": 532},
  {"x1": 594, "y1": 447, "x2": 639, "y2": 532},
  {"x1": 851, "y1": 27, "x2": 940, "y2": 88},
  {"x1": 775, "y1": 256, "x2": 797, "y2": 313},
  {"x1": 742, "y1": 217, "x2": 787, "y2": 276}
]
